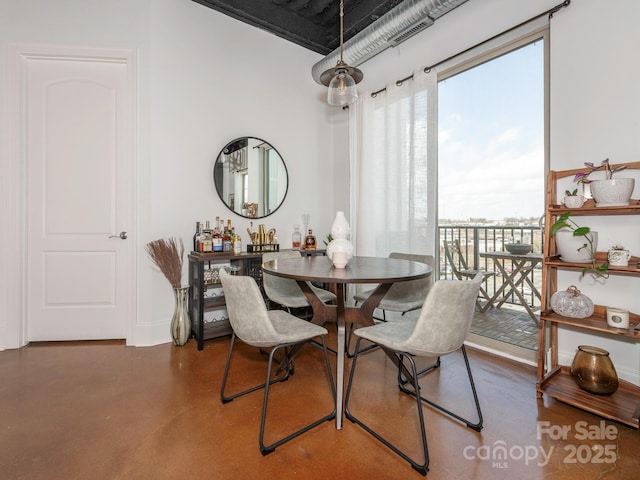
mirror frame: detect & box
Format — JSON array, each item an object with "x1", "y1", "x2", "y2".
[{"x1": 213, "y1": 136, "x2": 289, "y2": 219}]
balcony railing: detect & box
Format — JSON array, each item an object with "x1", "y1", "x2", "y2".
[{"x1": 438, "y1": 224, "x2": 544, "y2": 308}]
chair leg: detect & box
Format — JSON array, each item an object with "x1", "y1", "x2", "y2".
[
  {"x1": 344, "y1": 338, "x2": 429, "y2": 476},
  {"x1": 476, "y1": 285, "x2": 493, "y2": 312},
  {"x1": 398, "y1": 356, "x2": 441, "y2": 386},
  {"x1": 259, "y1": 336, "x2": 337, "y2": 455},
  {"x1": 221, "y1": 333, "x2": 292, "y2": 404},
  {"x1": 345, "y1": 309, "x2": 386, "y2": 358},
  {"x1": 398, "y1": 345, "x2": 483, "y2": 432}
]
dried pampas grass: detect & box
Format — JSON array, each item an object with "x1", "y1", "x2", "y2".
[{"x1": 146, "y1": 237, "x2": 184, "y2": 288}]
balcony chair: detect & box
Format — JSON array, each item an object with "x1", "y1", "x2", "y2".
[
  {"x1": 348, "y1": 252, "x2": 434, "y2": 356},
  {"x1": 344, "y1": 273, "x2": 484, "y2": 476},
  {"x1": 219, "y1": 270, "x2": 336, "y2": 455},
  {"x1": 262, "y1": 250, "x2": 337, "y2": 317},
  {"x1": 442, "y1": 239, "x2": 494, "y2": 312}
]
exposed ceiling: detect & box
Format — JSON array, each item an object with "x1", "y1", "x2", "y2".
[{"x1": 191, "y1": 0, "x2": 407, "y2": 56}]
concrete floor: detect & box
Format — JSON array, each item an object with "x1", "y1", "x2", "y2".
[{"x1": 1, "y1": 333, "x2": 638, "y2": 480}]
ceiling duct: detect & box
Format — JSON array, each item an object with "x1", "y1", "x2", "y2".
[{"x1": 311, "y1": 0, "x2": 468, "y2": 85}]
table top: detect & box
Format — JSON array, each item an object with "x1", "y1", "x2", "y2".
[
  {"x1": 480, "y1": 251, "x2": 544, "y2": 261},
  {"x1": 262, "y1": 255, "x2": 432, "y2": 284}
]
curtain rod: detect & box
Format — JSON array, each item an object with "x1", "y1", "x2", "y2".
[{"x1": 370, "y1": 0, "x2": 571, "y2": 98}]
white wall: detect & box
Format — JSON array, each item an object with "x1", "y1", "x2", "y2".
[
  {"x1": 0, "y1": 0, "x2": 337, "y2": 348},
  {"x1": 549, "y1": 0, "x2": 640, "y2": 383},
  {"x1": 143, "y1": 1, "x2": 340, "y2": 344},
  {"x1": 352, "y1": 0, "x2": 640, "y2": 383}
]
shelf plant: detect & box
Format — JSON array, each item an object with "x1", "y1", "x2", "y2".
[
  {"x1": 574, "y1": 158, "x2": 633, "y2": 207},
  {"x1": 563, "y1": 188, "x2": 585, "y2": 208},
  {"x1": 573, "y1": 158, "x2": 627, "y2": 183},
  {"x1": 550, "y1": 212, "x2": 608, "y2": 279}
]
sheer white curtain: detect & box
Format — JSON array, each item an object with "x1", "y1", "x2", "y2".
[{"x1": 349, "y1": 68, "x2": 438, "y2": 259}]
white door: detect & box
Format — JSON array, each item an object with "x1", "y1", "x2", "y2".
[{"x1": 24, "y1": 49, "x2": 134, "y2": 341}]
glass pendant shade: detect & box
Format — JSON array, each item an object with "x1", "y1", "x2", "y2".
[
  {"x1": 321, "y1": 0, "x2": 363, "y2": 106},
  {"x1": 327, "y1": 70, "x2": 358, "y2": 106}
]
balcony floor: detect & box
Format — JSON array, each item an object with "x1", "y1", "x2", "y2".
[{"x1": 470, "y1": 304, "x2": 539, "y2": 351}]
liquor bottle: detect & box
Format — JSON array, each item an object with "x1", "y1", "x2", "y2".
[
  {"x1": 212, "y1": 216, "x2": 223, "y2": 252},
  {"x1": 292, "y1": 225, "x2": 302, "y2": 250},
  {"x1": 304, "y1": 229, "x2": 317, "y2": 250},
  {"x1": 201, "y1": 221, "x2": 213, "y2": 253},
  {"x1": 193, "y1": 221, "x2": 201, "y2": 252},
  {"x1": 222, "y1": 221, "x2": 232, "y2": 252},
  {"x1": 232, "y1": 228, "x2": 242, "y2": 254}
]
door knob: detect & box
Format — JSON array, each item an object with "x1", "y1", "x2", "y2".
[{"x1": 109, "y1": 231, "x2": 128, "y2": 240}]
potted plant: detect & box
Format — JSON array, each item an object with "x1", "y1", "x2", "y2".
[
  {"x1": 574, "y1": 158, "x2": 634, "y2": 207},
  {"x1": 607, "y1": 244, "x2": 631, "y2": 267},
  {"x1": 550, "y1": 212, "x2": 608, "y2": 278},
  {"x1": 563, "y1": 188, "x2": 585, "y2": 208}
]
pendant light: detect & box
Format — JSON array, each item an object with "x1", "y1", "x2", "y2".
[{"x1": 320, "y1": 0, "x2": 363, "y2": 106}]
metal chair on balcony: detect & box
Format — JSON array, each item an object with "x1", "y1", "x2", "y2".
[{"x1": 442, "y1": 240, "x2": 494, "y2": 312}]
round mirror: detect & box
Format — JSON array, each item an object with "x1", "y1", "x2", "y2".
[{"x1": 213, "y1": 137, "x2": 289, "y2": 219}]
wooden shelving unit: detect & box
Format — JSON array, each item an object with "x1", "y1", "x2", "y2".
[
  {"x1": 538, "y1": 366, "x2": 640, "y2": 428},
  {"x1": 537, "y1": 163, "x2": 640, "y2": 429}
]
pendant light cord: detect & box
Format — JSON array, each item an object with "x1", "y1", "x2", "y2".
[{"x1": 339, "y1": 0, "x2": 345, "y2": 64}]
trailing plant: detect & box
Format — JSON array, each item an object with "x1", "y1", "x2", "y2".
[{"x1": 551, "y1": 212, "x2": 608, "y2": 279}]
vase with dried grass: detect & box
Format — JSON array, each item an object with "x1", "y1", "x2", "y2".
[{"x1": 146, "y1": 238, "x2": 191, "y2": 346}]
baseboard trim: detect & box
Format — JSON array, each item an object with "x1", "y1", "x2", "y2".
[{"x1": 465, "y1": 333, "x2": 537, "y2": 366}]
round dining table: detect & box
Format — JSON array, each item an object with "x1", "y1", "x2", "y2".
[{"x1": 262, "y1": 255, "x2": 432, "y2": 429}]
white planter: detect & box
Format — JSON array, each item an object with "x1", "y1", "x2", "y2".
[
  {"x1": 608, "y1": 248, "x2": 631, "y2": 266},
  {"x1": 555, "y1": 229, "x2": 598, "y2": 263},
  {"x1": 590, "y1": 178, "x2": 635, "y2": 207},
  {"x1": 563, "y1": 195, "x2": 585, "y2": 208}
]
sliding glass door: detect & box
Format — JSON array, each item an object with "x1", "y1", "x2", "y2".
[{"x1": 437, "y1": 32, "x2": 548, "y2": 360}]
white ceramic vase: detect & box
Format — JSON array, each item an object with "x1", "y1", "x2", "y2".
[
  {"x1": 555, "y1": 229, "x2": 598, "y2": 263},
  {"x1": 327, "y1": 211, "x2": 353, "y2": 266},
  {"x1": 590, "y1": 178, "x2": 635, "y2": 207},
  {"x1": 330, "y1": 211, "x2": 350, "y2": 239}
]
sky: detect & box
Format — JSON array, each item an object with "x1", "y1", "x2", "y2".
[{"x1": 437, "y1": 40, "x2": 545, "y2": 221}]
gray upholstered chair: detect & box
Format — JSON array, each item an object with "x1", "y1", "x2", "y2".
[
  {"x1": 262, "y1": 250, "x2": 336, "y2": 313},
  {"x1": 348, "y1": 252, "x2": 434, "y2": 356},
  {"x1": 219, "y1": 270, "x2": 336, "y2": 455},
  {"x1": 344, "y1": 274, "x2": 484, "y2": 476}
]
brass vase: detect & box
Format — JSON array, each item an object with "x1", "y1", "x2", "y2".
[
  {"x1": 570, "y1": 345, "x2": 619, "y2": 395},
  {"x1": 171, "y1": 286, "x2": 191, "y2": 346}
]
